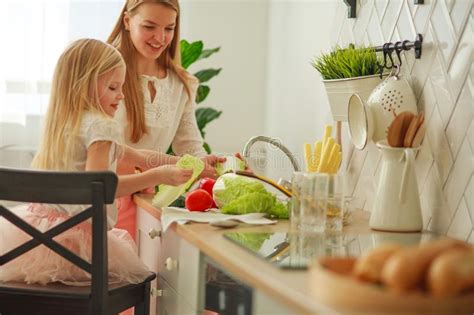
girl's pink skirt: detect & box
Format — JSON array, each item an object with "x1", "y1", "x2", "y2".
[
  {"x1": 116, "y1": 195, "x2": 137, "y2": 241},
  {"x1": 0, "y1": 203, "x2": 150, "y2": 286},
  {"x1": 116, "y1": 187, "x2": 155, "y2": 241}
]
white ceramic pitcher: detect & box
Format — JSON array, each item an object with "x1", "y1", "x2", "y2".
[{"x1": 370, "y1": 140, "x2": 423, "y2": 232}]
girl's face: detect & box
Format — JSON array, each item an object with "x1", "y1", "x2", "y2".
[
  {"x1": 97, "y1": 66, "x2": 126, "y2": 117},
  {"x1": 124, "y1": 3, "x2": 177, "y2": 61}
]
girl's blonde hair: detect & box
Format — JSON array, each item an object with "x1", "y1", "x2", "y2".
[
  {"x1": 32, "y1": 38, "x2": 125, "y2": 170},
  {"x1": 107, "y1": 0, "x2": 193, "y2": 143}
]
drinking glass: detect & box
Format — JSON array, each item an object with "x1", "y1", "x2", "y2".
[
  {"x1": 291, "y1": 172, "x2": 329, "y2": 233},
  {"x1": 326, "y1": 174, "x2": 346, "y2": 232}
]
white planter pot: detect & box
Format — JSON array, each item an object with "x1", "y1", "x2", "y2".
[{"x1": 322, "y1": 74, "x2": 382, "y2": 121}]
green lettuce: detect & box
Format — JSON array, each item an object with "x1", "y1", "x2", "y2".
[
  {"x1": 215, "y1": 176, "x2": 289, "y2": 219},
  {"x1": 152, "y1": 154, "x2": 204, "y2": 208},
  {"x1": 216, "y1": 156, "x2": 246, "y2": 176}
]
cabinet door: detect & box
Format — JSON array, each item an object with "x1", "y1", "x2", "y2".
[
  {"x1": 159, "y1": 227, "x2": 205, "y2": 310},
  {"x1": 156, "y1": 276, "x2": 199, "y2": 315},
  {"x1": 137, "y1": 207, "x2": 205, "y2": 313},
  {"x1": 137, "y1": 206, "x2": 162, "y2": 270},
  {"x1": 137, "y1": 206, "x2": 162, "y2": 315}
]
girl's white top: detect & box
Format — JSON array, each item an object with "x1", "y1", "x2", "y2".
[
  {"x1": 54, "y1": 111, "x2": 123, "y2": 228},
  {"x1": 115, "y1": 72, "x2": 206, "y2": 156}
]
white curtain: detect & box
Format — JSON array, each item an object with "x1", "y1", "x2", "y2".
[{"x1": 0, "y1": 0, "x2": 123, "y2": 167}]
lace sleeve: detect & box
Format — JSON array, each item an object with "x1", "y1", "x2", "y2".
[{"x1": 172, "y1": 77, "x2": 207, "y2": 157}]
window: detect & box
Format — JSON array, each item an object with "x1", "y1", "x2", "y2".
[{"x1": 0, "y1": 0, "x2": 123, "y2": 125}]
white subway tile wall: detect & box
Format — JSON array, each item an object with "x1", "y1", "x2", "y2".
[
  {"x1": 467, "y1": 176, "x2": 474, "y2": 225},
  {"x1": 335, "y1": 0, "x2": 473, "y2": 241}
]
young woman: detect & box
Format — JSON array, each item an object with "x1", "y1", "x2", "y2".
[{"x1": 107, "y1": 0, "x2": 224, "y2": 239}]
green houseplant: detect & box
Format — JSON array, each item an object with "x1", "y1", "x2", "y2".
[
  {"x1": 312, "y1": 45, "x2": 379, "y2": 80},
  {"x1": 311, "y1": 45, "x2": 382, "y2": 122},
  {"x1": 168, "y1": 39, "x2": 222, "y2": 154}
]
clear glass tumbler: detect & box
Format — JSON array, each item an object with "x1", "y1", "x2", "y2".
[
  {"x1": 291, "y1": 172, "x2": 329, "y2": 233},
  {"x1": 326, "y1": 174, "x2": 346, "y2": 232}
]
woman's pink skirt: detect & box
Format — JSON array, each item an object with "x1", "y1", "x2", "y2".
[{"x1": 0, "y1": 204, "x2": 150, "y2": 286}]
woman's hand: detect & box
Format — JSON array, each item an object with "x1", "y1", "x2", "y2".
[
  {"x1": 154, "y1": 165, "x2": 193, "y2": 186},
  {"x1": 234, "y1": 152, "x2": 253, "y2": 173},
  {"x1": 200, "y1": 155, "x2": 226, "y2": 179}
]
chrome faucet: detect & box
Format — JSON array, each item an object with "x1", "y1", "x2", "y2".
[{"x1": 242, "y1": 136, "x2": 301, "y2": 172}]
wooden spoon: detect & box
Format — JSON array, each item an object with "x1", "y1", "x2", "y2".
[
  {"x1": 411, "y1": 122, "x2": 426, "y2": 148},
  {"x1": 404, "y1": 112, "x2": 425, "y2": 147},
  {"x1": 387, "y1": 111, "x2": 416, "y2": 147}
]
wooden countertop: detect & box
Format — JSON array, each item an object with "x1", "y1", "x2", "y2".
[{"x1": 135, "y1": 193, "x2": 372, "y2": 315}]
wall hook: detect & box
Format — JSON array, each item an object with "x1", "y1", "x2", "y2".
[
  {"x1": 373, "y1": 34, "x2": 423, "y2": 60},
  {"x1": 343, "y1": 0, "x2": 357, "y2": 18}
]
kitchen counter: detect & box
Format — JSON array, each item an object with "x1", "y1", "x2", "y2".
[{"x1": 134, "y1": 193, "x2": 386, "y2": 315}]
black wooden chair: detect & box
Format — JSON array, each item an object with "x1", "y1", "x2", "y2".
[{"x1": 0, "y1": 167, "x2": 156, "y2": 315}]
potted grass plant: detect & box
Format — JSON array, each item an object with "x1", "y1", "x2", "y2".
[{"x1": 312, "y1": 45, "x2": 382, "y2": 121}]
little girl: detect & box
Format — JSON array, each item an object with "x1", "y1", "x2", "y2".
[{"x1": 0, "y1": 38, "x2": 192, "y2": 286}]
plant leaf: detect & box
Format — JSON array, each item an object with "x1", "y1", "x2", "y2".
[
  {"x1": 196, "y1": 85, "x2": 210, "y2": 103},
  {"x1": 199, "y1": 47, "x2": 220, "y2": 60},
  {"x1": 194, "y1": 68, "x2": 222, "y2": 83},
  {"x1": 195, "y1": 107, "x2": 222, "y2": 134},
  {"x1": 181, "y1": 40, "x2": 203, "y2": 69},
  {"x1": 179, "y1": 39, "x2": 222, "y2": 154},
  {"x1": 311, "y1": 45, "x2": 380, "y2": 80},
  {"x1": 203, "y1": 142, "x2": 211, "y2": 154}
]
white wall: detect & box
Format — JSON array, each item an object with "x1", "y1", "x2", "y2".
[
  {"x1": 180, "y1": 0, "x2": 269, "y2": 155},
  {"x1": 218, "y1": 0, "x2": 473, "y2": 242},
  {"x1": 179, "y1": 0, "x2": 339, "y2": 178},
  {"x1": 263, "y1": 0, "x2": 338, "y2": 180}
]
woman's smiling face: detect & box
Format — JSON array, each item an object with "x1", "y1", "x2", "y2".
[{"x1": 124, "y1": 3, "x2": 177, "y2": 61}]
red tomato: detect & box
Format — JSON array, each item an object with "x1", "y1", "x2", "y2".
[
  {"x1": 185, "y1": 189, "x2": 213, "y2": 212},
  {"x1": 199, "y1": 177, "x2": 216, "y2": 196},
  {"x1": 199, "y1": 178, "x2": 217, "y2": 208}
]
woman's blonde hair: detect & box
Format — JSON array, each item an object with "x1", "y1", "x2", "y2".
[
  {"x1": 107, "y1": 0, "x2": 193, "y2": 143},
  {"x1": 32, "y1": 38, "x2": 125, "y2": 170}
]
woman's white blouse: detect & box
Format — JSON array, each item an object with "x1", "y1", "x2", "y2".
[{"x1": 115, "y1": 72, "x2": 206, "y2": 157}]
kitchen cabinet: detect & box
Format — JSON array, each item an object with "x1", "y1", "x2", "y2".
[
  {"x1": 137, "y1": 203, "x2": 294, "y2": 315},
  {"x1": 156, "y1": 276, "x2": 199, "y2": 315},
  {"x1": 135, "y1": 194, "x2": 366, "y2": 315},
  {"x1": 137, "y1": 206, "x2": 204, "y2": 315},
  {"x1": 136, "y1": 205, "x2": 161, "y2": 314}
]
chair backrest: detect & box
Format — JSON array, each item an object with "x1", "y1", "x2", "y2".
[{"x1": 0, "y1": 167, "x2": 118, "y2": 314}]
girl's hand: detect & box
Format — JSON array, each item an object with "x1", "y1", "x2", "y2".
[
  {"x1": 200, "y1": 155, "x2": 226, "y2": 179},
  {"x1": 154, "y1": 165, "x2": 193, "y2": 186}
]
